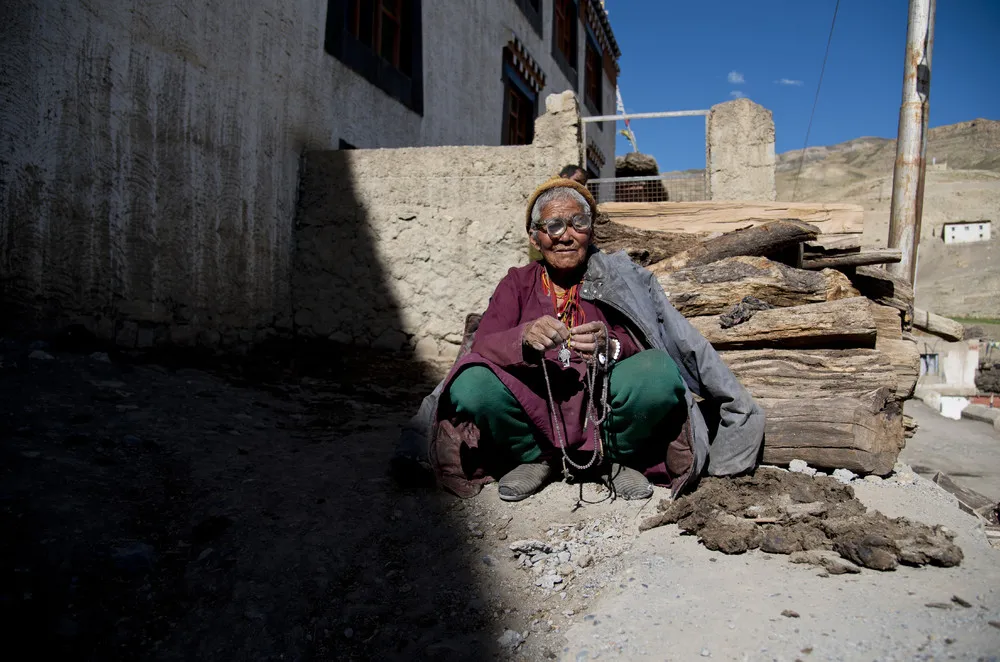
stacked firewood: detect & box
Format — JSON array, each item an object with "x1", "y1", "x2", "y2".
[{"x1": 595, "y1": 201, "x2": 962, "y2": 476}]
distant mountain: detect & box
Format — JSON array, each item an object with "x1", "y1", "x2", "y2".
[
  {"x1": 777, "y1": 118, "x2": 1000, "y2": 175},
  {"x1": 775, "y1": 118, "x2": 1000, "y2": 321}
]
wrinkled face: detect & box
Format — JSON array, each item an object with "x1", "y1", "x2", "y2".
[{"x1": 529, "y1": 197, "x2": 591, "y2": 272}]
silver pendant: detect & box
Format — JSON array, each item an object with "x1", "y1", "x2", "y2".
[{"x1": 558, "y1": 345, "x2": 571, "y2": 368}]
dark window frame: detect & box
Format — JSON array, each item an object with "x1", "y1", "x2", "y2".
[
  {"x1": 324, "y1": 0, "x2": 424, "y2": 115},
  {"x1": 501, "y1": 49, "x2": 538, "y2": 145},
  {"x1": 551, "y1": 0, "x2": 578, "y2": 90},
  {"x1": 583, "y1": 27, "x2": 602, "y2": 118},
  {"x1": 514, "y1": 0, "x2": 543, "y2": 36}
]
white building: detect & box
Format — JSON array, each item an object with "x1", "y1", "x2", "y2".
[
  {"x1": 319, "y1": 0, "x2": 621, "y2": 176},
  {"x1": 943, "y1": 221, "x2": 992, "y2": 245}
]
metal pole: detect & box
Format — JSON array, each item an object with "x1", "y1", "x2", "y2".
[{"x1": 887, "y1": 0, "x2": 934, "y2": 283}]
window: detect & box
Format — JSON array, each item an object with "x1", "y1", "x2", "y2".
[
  {"x1": 324, "y1": 0, "x2": 423, "y2": 114},
  {"x1": 920, "y1": 353, "x2": 939, "y2": 377},
  {"x1": 501, "y1": 47, "x2": 537, "y2": 145},
  {"x1": 584, "y1": 35, "x2": 602, "y2": 115},
  {"x1": 514, "y1": 0, "x2": 543, "y2": 36},
  {"x1": 551, "y1": 0, "x2": 578, "y2": 87}
]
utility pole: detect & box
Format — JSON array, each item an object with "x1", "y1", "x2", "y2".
[{"x1": 886, "y1": 0, "x2": 935, "y2": 284}]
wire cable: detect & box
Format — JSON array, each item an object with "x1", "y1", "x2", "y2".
[{"x1": 792, "y1": 0, "x2": 841, "y2": 201}]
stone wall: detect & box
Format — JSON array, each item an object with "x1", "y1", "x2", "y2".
[
  {"x1": 0, "y1": 1, "x2": 611, "y2": 350},
  {"x1": 707, "y1": 99, "x2": 777, "y2": 201},
  {"x1": 293, "y1": 94, "x2": 580, "y2": 360}
]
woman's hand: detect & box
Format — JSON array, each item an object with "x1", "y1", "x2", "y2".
[
  {"x1": 523, "y1": 316, "x2": 571, "y2": 352},
  {"x1": 568, "y1": 322, "x2": 608, "y2": 362}
]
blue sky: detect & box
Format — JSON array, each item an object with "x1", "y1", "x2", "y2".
[{"x1": 605, "y1": 0, "x2": 1000, "y2": 172}]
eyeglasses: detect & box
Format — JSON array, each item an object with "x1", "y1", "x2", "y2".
[{"x1": 535, "y1": 214, "x2": 593, "y2": 239}]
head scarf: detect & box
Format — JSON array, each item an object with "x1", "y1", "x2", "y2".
[{"x1": 525, "y1": 176, "x2": 598, "y2": 233}]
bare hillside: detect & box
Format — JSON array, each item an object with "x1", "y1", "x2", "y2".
[{"x1": 776, "y1": 119, "x2": 1000, "y2": 320}]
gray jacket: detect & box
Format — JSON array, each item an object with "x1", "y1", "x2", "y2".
[{"x1": 398, "y1": 250, "x2": 765, "y2": 483}]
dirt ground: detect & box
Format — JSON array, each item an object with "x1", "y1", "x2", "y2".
[{"x1": 3, "y1": 336, "x2": 999, "y2": 661}]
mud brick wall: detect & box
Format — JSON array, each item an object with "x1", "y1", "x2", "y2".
[
  {"x1": 293, "y1": 94, "x2": 581, "y2": 361},
  {"x1": 707, "y1": 99, "x2": 777, "y2": 201}
]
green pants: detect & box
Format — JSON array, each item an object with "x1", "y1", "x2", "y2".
[{"x1": 447, "y1": 350, "x2": 687, "y2": 466}]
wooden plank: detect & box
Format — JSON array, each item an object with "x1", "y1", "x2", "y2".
[
  {"x1": 932, "y1": 472, "x2": 999, "y2": 521},
  {"x1": 688, "y1": 297, "x2": 877, "y2": 350},
  {"x1": 721, "y1": 348, "x2": 897, "y2": 400},
  {"x1": 649, "y1": 220, "x2": 820, "y2": 274},
  {"x1": 801, "y1": 248, "x2": 903, "y2": 270},
  {"x1": 870, "y1": 303, "x2": 919, "y2": 399},
  {"x1": 913, "y1": 308, "x2": 965, "y2": 342},
  {"x1": 804, "y1": 234, "x2": 863, "y2": 254},
  {"x1": 658, "y1": 256, "x2": 859, "y2": 317},
  {"x1": 600, "y1": 201, "x2": 864, "y2": 235},
  {"x1": 760, "y1": 388, "x2": 904, "y2": 475},
  {"x1": 871, "y1": 304, "x2": 903, "y2": 340}
]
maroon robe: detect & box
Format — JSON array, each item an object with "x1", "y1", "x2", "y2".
[{"x1": 441, "y1": 261, "x2": 641, "y2": 460}]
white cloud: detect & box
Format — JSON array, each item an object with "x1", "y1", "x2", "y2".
[
  {"x1": 774, "y1": 78, "x2": 804, "y2": 86},
  {"x1": 727, "y1": 70, "x2": 745, "y2": 84},
  {"x1": 730, "y1": 90, "x2": 746, "y2": 99}
]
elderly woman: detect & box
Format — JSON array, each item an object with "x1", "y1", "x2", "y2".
[{"x1": 398, "y1": 177, "x2": 764, "y2": 502}]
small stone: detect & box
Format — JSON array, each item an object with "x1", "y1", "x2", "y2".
[
  {"x1": 700, "y1": 648, "x2": 711, "y2": 657},
  {"x1": 863, "y1": 475, "x2": 884, "y2": 484},
  {"x1": 832, "y1": 468, "x2": 857, "y2": 484},
  {"x1": 536, "y1": 574, "x2": 563, "y2": 590},
  {"x1": 558, "y1": 551, "x2": 572, "y2": 564},
  {"x1": 788, "y1": 459, "x2": 816, "y2": 476},
  {"x1": 196, "y1": 547, "x2": 214, "y2": 562},
  {"x1": 90, "y1": 352, "x2": 111, "y2": 363},
  {"x1": 497, "y1": 629, "x2": 525, "y2": 650},
  {"x1": 557, "y1": 563, "x2": 575, "y2": 576},
  {"x1": 576, "y1": 554, "x2": 593, "y2": 568},
  {"x1": 28, "y1": 350, "x2": 54, "y2": 360},
  {"x1": 510, "y1": 539, "x2": 552, "y2": 555},
  {"x1": 344, "y1": 627, "x2": 353, "y2": 638},
  {"x1": 482, "y1": 555, "x2": 496, "y2": 567},
  {"x1": 781, "y1": 610, "x2": 800, "y2": 618}
]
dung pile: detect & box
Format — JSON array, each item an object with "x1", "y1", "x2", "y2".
[{"x1": 640, "y1": 467, "x2": 963, "y2": 571}]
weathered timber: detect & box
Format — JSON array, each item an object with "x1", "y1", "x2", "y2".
[
  {"x1": 658, "y1": 256, "x2": 859, "y2": 317},
  {"x1": 759, "y1": 388, "x2": 904, "y2": 475},
  {"x1": 688, "y1": 297, "x2": 877, "y2": 350},
  {"x1": 600, "y1": 201, "x2": 864, "y2": 234},
  {"x1": 849, "y1": 266, "x2": 914, "y2": 325},
  {"x1": 803, "y1": 234, "x2": 863, "y2": 254},
  {"x1": 913, "y1": 308, "x2": 965, "y2": 342},
  {"x1": 721, "y1": 348, "x2": 897, "y2": 400},
  {"x1": 870, "y1": 304, "x2": 919, "y2": 399},
  {"x1": 871, "y1": 304, "x2": 903, "y2": 340},
  {"x1": 649, "y1": 220, "x2": 820, "y2": 274},
  {"x1": 592, "y1": 214, "x2": 704, "y2": 266},
  {"x1": 932, "y1": 472, "x2": 999, "y2": 521},
  {"x1": 801, "y1": 248, "x2": 903, "y2": 270}
]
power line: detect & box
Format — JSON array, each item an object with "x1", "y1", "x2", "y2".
[{"x1": 792, "y1": 0, "x2": 841, "y2": 202}]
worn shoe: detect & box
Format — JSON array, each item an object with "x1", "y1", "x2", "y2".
[
  {"x1": 498, "y1": 463, "x2": 555, "y2": 502},
  {"x1": 608, "y1": 463, "x2": 654, "y2": 500}
]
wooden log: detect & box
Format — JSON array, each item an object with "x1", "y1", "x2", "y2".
[
  {"x1": 801, "y1": 248, "x2": 903, "y2": 270},
  {"x1": 760, "y1": 388, "x2": 904, "y2": 475},
  {"x1": 688, "y1": 297, "x2": 877, "y2": 350},
  {"x1": 803, "y1": 234, "x2": 863, "y2": 254},
  {"x1": 870, "y1": 304, "x2": 903, "y2": 340},
  {"x1": 649, "y1": 220, "x2": 820, "y2": 274},
  {"x1": 849, "y1": 266, "x2": 914, "y2": 325},
  {"x1": 913, "y1": 308, "x2": 965, "y2": 342},
  {"x1": 592, "y1": 214, "x2": 704, "y2": 266},
  {"x1": 721, "y1": 348, "x2": 897, "y2": 400},
  {"x1": 658, "y1": 256, "x2": 859, "y2": 317},
  {"x1": 600, "y1": 201, "x2": 864, "y2": 234}
]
